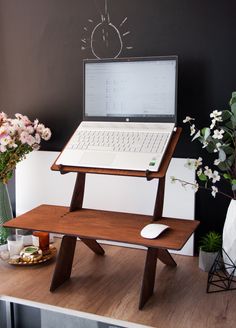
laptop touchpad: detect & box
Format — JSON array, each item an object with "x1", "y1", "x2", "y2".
[{"x1": 80, "y1": 152, "x2": 116, "y2": 166}]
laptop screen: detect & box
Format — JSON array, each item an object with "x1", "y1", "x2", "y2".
[{"x1": 83, "y1": 56, "x2": 177, "y2": 122}]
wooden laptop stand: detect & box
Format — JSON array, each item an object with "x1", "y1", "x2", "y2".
[{"x1": 4, "y1": 128, "x2": 199, "y2": 309}]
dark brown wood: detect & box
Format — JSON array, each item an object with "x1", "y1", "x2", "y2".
[
  {"x1": 80, "y1": 238, "x2": 105, "y2": 255},
  {"x1": 2, "y1": 127, "x2": 196, "y2": 309},
  {"x1": 139, "y1": 247, "x2": 158, "y2": 309},
  {"x1": 153, "y1": 176, "x2": 166, "y2": 220},
  {"x1": 156, "y1": 249, "x2": 177, "y2": 266},
  {"x1": 50, "y1": 235, "x2": 77, "y2": 292},
  {"x1": 51, "y1": 128, "x2": 182, "y2": 179},
  {"x1": 4, "y1": 205, "x2": 200, "y2": 251},
  {"x1": 70, "y1": 172, "x2": 86, "y2": 211}
]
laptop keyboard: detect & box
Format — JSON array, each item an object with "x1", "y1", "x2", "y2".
[{"x1": 68, "y1": 130, "x2": 169, "y2": 154}]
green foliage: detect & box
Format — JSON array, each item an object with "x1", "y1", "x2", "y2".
[
  {"x1": 199, "y1": 231, "x2": 222, "y2": 252},
  {"x1": 0, "y1": 142, "x2": 32, "y2": 184}
]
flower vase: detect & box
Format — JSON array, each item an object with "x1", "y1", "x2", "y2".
[
  {"x1": 222, "y1": 199, "x2": 236, "y2": 275},
  {"x1": 0, "y1": 182, "x2": 13, "y2": 245}
]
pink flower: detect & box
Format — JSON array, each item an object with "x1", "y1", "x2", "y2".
[
  {"x1": 0, "y1": 144, "x2": 6, "y2": 152},
  {"x1": 41, "y1": 128, "x2": 51, "y2": 141},
  {"x1": 19, "y1": 131, "x2": 30, "y2": 144},
  {"x1": 26, "y1": 125, "x2": 34, "y2": 134},
  {"x1": 26, "y1": 135, "x2": 35, "y2": 146},
  {"x1": 0, "y1": 135, "x2": 12, "y2": 146},
  {"x1": 0, "y1": 112, "x2": 8, "y2": 122},
  {"x1": 36, "y1": 124, "x2": 45, "y2": 134},
  {"x1": 15, "y1": 113, "x2": 32, "y2": 126},
  {"x1": 34, "y1": 133, "x2": 41, "y2": 144}
]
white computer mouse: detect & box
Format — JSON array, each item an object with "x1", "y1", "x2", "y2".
[{"x1": 140, "y1": 223, "x2": 169, "y2": 239}]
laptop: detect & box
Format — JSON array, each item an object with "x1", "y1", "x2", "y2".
[{"x1": 56, "y1": 56, "x2": 178, "y2": 172}]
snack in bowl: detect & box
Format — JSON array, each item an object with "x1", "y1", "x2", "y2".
[{"x1": 20, "y1": 246, "x2": 43, "y2": 263}]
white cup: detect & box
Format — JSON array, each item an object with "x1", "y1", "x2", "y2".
[{"x1": 7, "y1": 235, "x2": 24, "y2": 257}]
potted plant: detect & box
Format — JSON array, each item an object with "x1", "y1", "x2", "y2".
[
  {"x1": 0, "y1": 112, "x2": 51, "y2": 244},
  {"x1": 199, "y1": 231, "x2": 222, "y2": 272},
  {"x1": 170, "y1": 91, "x2": 236, "y2": 274}
]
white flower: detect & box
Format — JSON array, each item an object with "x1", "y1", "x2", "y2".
[
  {"x1": 197, "y1": 168, "x2": 202, "y2": 176},
  {"x1": 204, "y1": 166, "x2": 213, "y2": 178},
  {"x1": 184, "y1": 159, "x2": 195, "y2": 170},
  {"x1": 211, "y1": 186, "x2": 218, "y2": 198},
  {"x1": 190, "y1": 124, "x2": 196, "y2": 136},
  {"x1": 192, "y1": 182, "x2": 199, "y2": 192},
  {"x1": 213, "y1": 142, "x2": 222, "y2": 153},
  {"x1": 183, "y1": 116, "x2": 195, "y2": 123},
  {"x1": 194, "y1": 157, "x2": 202, "y2": 169},
  {"x1": 210, "y1": 119, "x2": 216, "y2": 130},
  {"x1": 210, "y1": 110, "x2": 222, "y2": 121},
  {"x1": 211, "y1": 170, "x2": 221, "y2": 183},
  {"x1": 214, "y1": 158, "x2": 221, "y2": 166},
  {"x1": 202, "y1": 140, "x2": 209, "y2": 148},
  {"x1": 212, "y1": 129, "x2": 224, "y2": 139}
]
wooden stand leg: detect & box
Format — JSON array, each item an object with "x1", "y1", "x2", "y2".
[
  {"x1": 80, "y1": 238, "x2": 105, "y2": 255},
  {"x1": 139, "y1": 248, "x2": 177, "y2": 309},
  {"x1": 139, "y1": 247, "x2": 158, "y2": 309},
  {"x1": 50, "y1": 235, "x2": 77, "y2": 292},
  {"x1": 156, "y1": 249, "x2": 177, "y2": 267}
]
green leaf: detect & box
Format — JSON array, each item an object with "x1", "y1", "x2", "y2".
[
  {"x1": 191, "y1": 130, "x2": 201, "y2": 141},
  {"x1": 222, "y1": 146, "x2": 234, "y2": 155},
  {"x1": 226, "y1": 120, "x2": 233, "y2": 129},
  {"x1": 230, "y1": 92, "x2": 236, "y2": 103},
  {"x1": 198, "y1": 173, "x2": 207, "y2": 181},
  {"x1": 219, "y1": 149, "x2": 226, "y2": 161},
  {"x1": 223, "y1": 173, "x2": 231, "y2": 180},
  {"x1": 217, "y1": 162, "x2": 229, "y2": 171},
  {"x1": 221, "y1": 110, "x2": 231, "y2": 121},
  {"x1": 231, "y1": 103, "x2": 236, "y2": 116},
  {"x1": 230, "y1": 111, "x2": 236, "y2": 128},
  {"x1": 203, "y1": 127, "x2": 211, "y2": 140},
  {"x1": 231, "y1": 179, "x2": 236, "y2": 185}
]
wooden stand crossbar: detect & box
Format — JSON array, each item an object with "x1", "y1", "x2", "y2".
[{"x1": 4, "y1": 128, "x2": 200, "y2": 309}]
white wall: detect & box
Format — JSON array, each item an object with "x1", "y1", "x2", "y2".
[{"x1": 16, "y1": 151, "x2": 195, "y2": 255}]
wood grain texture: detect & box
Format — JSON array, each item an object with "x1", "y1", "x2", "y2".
[
  {"x1": 4, "y1": 204, "x2": 199, "y2": 250},
  {"x1": 50, "y1": 235, "x2": 77, "y2": 291},
  {"x1": 51, "y1": 128, "x2": 182, "y2": 179},
  {"x1": 153, "y1": 176, "x2": 166, "y2": 220},
  {"x1": 156, "y1": 249, "x2": 177, "y2": 267},
  {"x1": 0, "y1": 239, "x2": 236, "y2": 328},
  {"x1": 80, "y1": 238, "x2": 105, "y2": 255},
  {"x1": 139, "y1": 247, "x2": 158, "y2": 309},
  {"x1": 70, "y1": 172, "x2": 86, "y2": 211}
]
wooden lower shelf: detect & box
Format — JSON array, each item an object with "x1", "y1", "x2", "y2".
[{"x1": 4, "y1": 204, "x2": 199, "y2": 251}]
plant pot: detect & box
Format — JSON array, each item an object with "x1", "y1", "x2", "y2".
[
  {"x1": 222, "y1": 199, "x2": 236, "y2": 275},
  {"x1": 199, "y1": 248, "x2": 218, "y2": 272}
]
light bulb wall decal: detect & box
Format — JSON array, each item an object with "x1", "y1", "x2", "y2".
[{"x1": 81, "y1": 0, "x2": 133, "y2": 59}]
